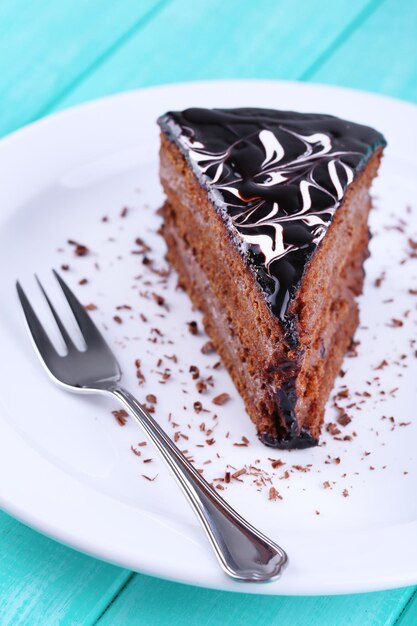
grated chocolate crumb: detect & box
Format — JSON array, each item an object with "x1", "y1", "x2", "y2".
[
  {"x1": 187, "y1": 321, "x2": 198, "y2": 335},
  {"x1": 112, "y1": 409, "x2": 128, "y2": 426},
  {"x1": 189, "y1": 365, "x2": 200, "y2": 380},
  {"x1": 269, "y1": 458, "x2": 285, "y2": 469},
  {"x1": 201, "y1": 341, "x2": 215, "y2": 355},
  {"x1": 268, "y1": 486, "x2": 282, "y2": 501},
  {"x1": 134, "y1": 359, "x2": 146, "y2": 385},
  {"x1": 387, "y1": 318, "x2": 404, "y2": 328},
  {"x1": 212, "y1": 393, "x2": 230, "y2": 406},
  {"x1": 142, "y1": 474, "x2": 158, "y2": 481},
  {"x1": 68, "y1": 239, "x2": 89, "y2": 257},
  {"x1": 337, "y1": 413, "x2": 352, "y2": 427}
]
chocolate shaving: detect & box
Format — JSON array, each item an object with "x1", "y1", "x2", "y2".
[
  {"x1": 212, "y1": 393, "x2": 230, "y2": 406},
  {"x1": 374, "y1": 272, "x2": 386, "y2": 288},
  {"x1": 187, "y1": 321, "x2": 198, "y2": 335},
  {"x1": 201, "y1": 341, "x2": 215, "y2": 354},
  {"x1": 336, "y1": 413, "x2": 351, "y2": 427},
  {"x1": 134, "y1": 359, "x2": 146, "y2": 385},
  {"x1": 292, "y1": 464, "x2": 311, "y2": 473},
  {"x1": 68, "y1": 239, "x2": 89, "y2": 257},
  {"x1": 233, "y1": 436, "x2": 249, "y2": 447},
  {"x1": 232, "y1": 468, "x2": 246, "y2": 480},
  {"x1": 142, "y1": 474, "x2": 158, "y2": 481},
  {"x1": 152, "y1": 293, "x2": 166, "y2": 307},
  {"x1": 268, "y1": 487, "x2": 282, "y2": 501},
  {"x1": 374, "y1": 359, "x2": 388, "y2": 370},
  {"x1": 134, "y1": 237, "x2": 151, "y2": 253},
  {"x1": 387, "y1": 318, "x2": 404, "y2": 328},
  {"x1": 112, "y1": 409, "x2": 128, "y2": 426},
  {"x1": 189, "y1": 365, "x2": 200, "y2": 380},
  {"x1": 326, "y1": 422, "x2": 341, "y2": 436},
  {"x1": 269, "y1": 458, "x2": 285, "y2": 469}
]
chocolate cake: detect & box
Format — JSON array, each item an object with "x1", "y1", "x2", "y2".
[{"x1": 157, "y1": 107, "x2": 386, "y2": 449}]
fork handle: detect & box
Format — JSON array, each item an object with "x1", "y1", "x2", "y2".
[{"x1": 109, "y1": 386, "x2": 287, "y2": 582}]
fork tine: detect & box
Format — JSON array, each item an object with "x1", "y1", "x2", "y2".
[
  {"x1": 35, "y1": 275, "x2": 76, "y2": 352},
  {"x1": 16, "y1": 281, "x2": 59, "y2": 360},
  {"x1": 52, "y1": 270, "x2": 109, "y2": 348}
]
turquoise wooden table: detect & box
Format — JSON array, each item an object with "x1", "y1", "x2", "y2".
[{"x1": 1, "y1": 1, "x2": 417, "y2": 624}]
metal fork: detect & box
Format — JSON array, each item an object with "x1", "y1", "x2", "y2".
[{"x1": 16, "y1": 270, "x2": 288, "y2": 583}]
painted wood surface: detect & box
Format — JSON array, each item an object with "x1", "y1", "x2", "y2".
[
  {"x1": 95, "y1": 574, "x2": 414, "y2": 626},
  {"x1": 1, "y1": 0, "x2": 417, "y2": 623},
  {"x1": 0, "y1": 511, "x2": 131, "y2": 626},
  {"x1": 51, "y1": 0, "x2": 380, "y2": 113},
  {"x1": 310, "y1": 0, "x2": 417, "y2": 102},
  {"x1": 0, "y1": 0, "x2": 167, "y2": 137}
]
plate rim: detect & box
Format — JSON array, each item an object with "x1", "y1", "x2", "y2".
[{"x1": 1, "y1": 79, "x2": 417, "y2": 596}]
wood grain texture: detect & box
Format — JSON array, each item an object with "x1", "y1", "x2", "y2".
[
  {"x1": 309, "y1": 0, "x2": 417, "y2": 103},
  {"x1": 50, "y1": 0, "x2": 377, "y2": 113},
  {"x1": 95, "y1": 574, "x2": 414, "y2": 626},
  {"x1": 0, "y1": 511, "x2": 131, "y2": 626},
  {"x1": 396, "y1": 589, "x2": 417, "y2": 625},
  {"x1": 0, "y1": 0, "x2": 168, "y2": 137}
]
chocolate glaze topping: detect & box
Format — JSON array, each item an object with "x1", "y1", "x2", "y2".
[{"x1": 159, "y1": 108, "x2": 386, "y2": 324}]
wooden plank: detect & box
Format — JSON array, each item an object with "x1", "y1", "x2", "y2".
[
  {"x1": 0, "y1": 511, "x2": 131, "y2": 626},
  {"x1": 396, "y1": 590, "x2": 417, "y2": 624},
  {"x1": 96, "y1": 573, "x2": 415, "y2": 626},
  {"x1": 309, "y1": 0, "x2": 417, "y2": 103},
  {"x1": 48, "y1": 0, "x2": 376, "y2": 113},
  {"x1": 0, "y1": 0, "x2": 168, "y2": 137}
]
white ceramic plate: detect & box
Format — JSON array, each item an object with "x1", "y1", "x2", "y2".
[{"x1": 0, "y1": 80, "x2": 416, "y2": 596}]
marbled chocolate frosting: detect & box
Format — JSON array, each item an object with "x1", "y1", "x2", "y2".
[{"x1": 158, "y1": 108, "x2": 385, "y2": 321}]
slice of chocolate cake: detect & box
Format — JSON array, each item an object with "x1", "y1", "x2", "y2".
[{"x1": 157, "y1": 107, "x2": 386, "y2": 449}]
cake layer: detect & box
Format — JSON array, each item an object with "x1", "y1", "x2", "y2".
[
  {"x1": 159, "y1": 130, "x2": 383, "y2": 446},
  {"x1": 158, "y1": 107, "x2": 385, "y2": 447},
  {"x1": 163, "y1": 207, "x2": 360, "y2": 445}
]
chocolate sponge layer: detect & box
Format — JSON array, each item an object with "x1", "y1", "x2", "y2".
[{"x1": 159, "y1": 132, "x2": 383, "y2": 448}]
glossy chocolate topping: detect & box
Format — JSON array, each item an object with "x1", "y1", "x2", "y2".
[{"x1": 158, "y1": 108, "x2": 385, "y2": 322}]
